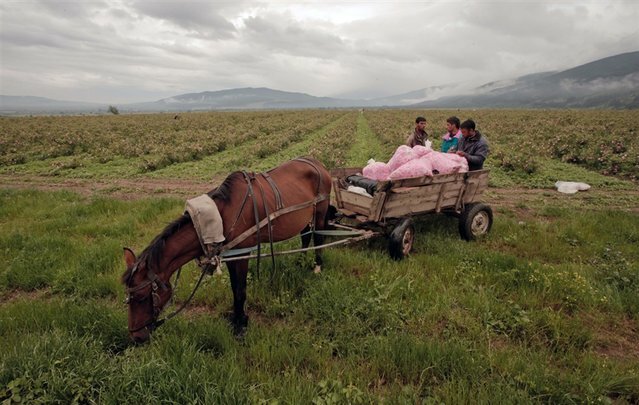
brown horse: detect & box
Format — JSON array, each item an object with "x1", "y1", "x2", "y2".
[{"x1": 121, "y1": 158, "x2": 332, "y2": 344}]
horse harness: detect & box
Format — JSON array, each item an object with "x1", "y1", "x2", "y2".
[{"x1": 198, "y1": 157, "x2": 329, "y2": 274}]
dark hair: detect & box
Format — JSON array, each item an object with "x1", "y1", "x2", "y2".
[
  {"x1": 415, "y1": 116, "x2": 426, "y2": 124},
  {"x1": 446, "y1": 116, "x2": 460, "y2": 129},
  {"x1": 460, "y1": 119, "x2": 476, "y2": 130}
]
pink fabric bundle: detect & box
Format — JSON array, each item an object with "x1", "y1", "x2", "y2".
[
  {"x1": 428, "y1": 151, "x2": 467, "y2": 174},
  {"x1": 444, "y1": 153, "x2": 469, "y2": 173},
  {"x1": 362, "y1": 162, "x2": 391, "y2": 181},
  {"x1": 360, "y1": 144, "x2": 469, "y2": 181},
  {"x1": 412, "y1": 145, "x2": 432, "y2": 157},
  {"x1": 387, "y1": 145, "x2": 418, "y2": 172},
  {"x1": 388, "y1": 157, "x2": 433, "y2": 180}
]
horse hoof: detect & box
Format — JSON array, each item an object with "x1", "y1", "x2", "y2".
[
  {"x1": 234, "y1": 324, "x2": 247, "y2": 339},
  {"x1": 233, "y1": 315, "x2": 248, "y2": 338},
  {"x1": 313, "y1": 265, "x2": 322, "y2": 274}
]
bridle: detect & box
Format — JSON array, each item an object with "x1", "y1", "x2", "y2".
[
  {"x1": 124, "y1": 264, "x2": 172, "y2": 333},
  {"x1": 124, "y1": 260, "x2": 211, "y2": 334}
]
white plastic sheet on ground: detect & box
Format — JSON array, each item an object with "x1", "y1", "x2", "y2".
[{"x1": 555, "y1": 181, "x2": 591, "y2": 194}]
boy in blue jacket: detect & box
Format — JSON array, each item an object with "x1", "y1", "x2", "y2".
[{"x1": 441, "y1": 116, "x2": 462, "y2": 152}]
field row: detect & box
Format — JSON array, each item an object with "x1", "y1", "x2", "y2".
[
  {"x1": 1, "y1": 110, "x2": 639, "y2": 194},
  {"x1": 0, "y1": 110, "x2": 346, "y2": 176}
]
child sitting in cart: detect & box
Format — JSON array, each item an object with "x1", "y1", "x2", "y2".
[{"x1": 441, "y1": 116, "x2": 462, "y2": 153}]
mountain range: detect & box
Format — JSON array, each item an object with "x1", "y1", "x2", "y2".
[
  {"x1": 414, "y1": 52, "x2": 639, "y2": 109},
  {"x1": 2, "y1": 51, "x2": 638, "y2": 114}
]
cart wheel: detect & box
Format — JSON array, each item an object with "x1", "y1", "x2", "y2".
[
  {"x1": 389, "y1": 218, "x2": 415, "y2": 260},
  {"x1": 459, "y1": 203, "x2": 493, "y2": 241}
]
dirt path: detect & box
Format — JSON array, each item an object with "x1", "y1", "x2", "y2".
[
  {"x1": 485, "y1": 186, "x2": 639, "y2": 213},
  {"x1": 0, "y1": 174, "x2": 220, "y2": 200},
  {"x1": 2, "y1": 173, "x2": 638, "y2": 212}
]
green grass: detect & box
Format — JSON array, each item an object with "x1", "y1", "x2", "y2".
[
  {"x1": 1, "y1": 188, "x2": 638, "y2": 403},
  {"x1": 345, "y1": 112, "x2": 388, "y2": 166},
  {"x1": 487, "y1": 156, "x2": 636, "y2": 190},
  {"x1": 0, "y1": 189, "x2": 183, "y2": 296}
]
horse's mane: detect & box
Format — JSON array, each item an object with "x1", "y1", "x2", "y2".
[
  {"x1": 121, "y1": 171, "x2": 243, "y2": 283},
  {"x1": 208, "y1": 171, "x2": 243, "y2": 202}
]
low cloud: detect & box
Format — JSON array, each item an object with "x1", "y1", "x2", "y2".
[{"x1": 560, "y1": 73, "x2": 639, "y2": 94}]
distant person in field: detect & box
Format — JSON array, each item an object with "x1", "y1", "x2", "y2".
[
  {"x1": 405, "y1": 116, "x2": 428, "y2": 148},
  {"x1": 440, "y1": 116, "x2": 462, "y2": 152},
  {"x1": 451, "y1": 119, "x2": 489, "y2": 171}
]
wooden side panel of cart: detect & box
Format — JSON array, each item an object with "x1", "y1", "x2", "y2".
[{"x1": 331, "y1": 169, "x2": 489, "y2": 221}]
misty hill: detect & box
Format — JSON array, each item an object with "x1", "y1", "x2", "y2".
[
  {"x1": 414, "y1": 51, "x2": 639, "y2": 108},
  {"x1": 364, "y1": 84, "x2": 461, "y2": 106},
  {"x1": 125, "y1": 87, "x2": 358, "y2": 111},
  {"x1": 0, "y1": 95, "x2": 105, "y2": 115},
  {"x1": 3, "y1": 51, "x2": 638, "y2": 114}
]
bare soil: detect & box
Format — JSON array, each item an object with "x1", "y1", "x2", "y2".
[
  {"x1": 583, "y1": 313, "x2": 639, "y2": 361},
  {"x1": 2, "y1": 174, "x2": 638, "y2": 214},
  {"x1": 0, "y1": 174, "x2": 221, "y2": 200}
]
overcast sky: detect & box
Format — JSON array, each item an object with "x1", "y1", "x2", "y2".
[{"x1": 1, "y1": 0, "x2": 638, "y2": 103}]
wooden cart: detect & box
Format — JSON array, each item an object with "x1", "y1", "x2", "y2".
[{"x1": 330, "y1": 168, "x2": 493, "y2": 260}]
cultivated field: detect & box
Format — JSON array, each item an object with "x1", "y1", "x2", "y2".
[{"x1": 1, "y1": 109, "x2": 638, "y2": 403}]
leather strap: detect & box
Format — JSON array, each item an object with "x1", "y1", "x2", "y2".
[
  {"x1": 242, "y1": 171, "x2": 262, "y2": 278},
  {"x1": 261, "y1": 172, "x2": 284, "y2": 210},
  {"x1": 222, "y1": 194, "x2": 328, "y2": 251},
  {"x1": 255, "y1": 177, "x2": 277, "y2": 277}
]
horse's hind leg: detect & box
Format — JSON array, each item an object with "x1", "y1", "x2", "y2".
[
  {"x1": 227, "y1": 259, "x2": 249, "y2": 336},
  {"x1": 311, "y1": 231, "x2": 324, "y2": 274},
  {"x1": 299, "y1": 225, "x2": 320, "y2": 273},
  {"x1": 311, "y1": 204, "x2": 330, "y2": 273},
  {"x1": 301, "y1": 225, "x2": 312, "y2": 250}
]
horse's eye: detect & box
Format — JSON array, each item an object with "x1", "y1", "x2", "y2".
[{"x1": 126, "y1": 290, "x2": 151, "y2": 303}]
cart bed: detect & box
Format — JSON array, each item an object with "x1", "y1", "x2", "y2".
[{"x1": 331, "y1": 168, "x2": 489, "y2": 221}]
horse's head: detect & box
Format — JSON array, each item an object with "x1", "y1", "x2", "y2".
[{"x1": 122, "y1": 248, "x2": 173, "y2": 344}]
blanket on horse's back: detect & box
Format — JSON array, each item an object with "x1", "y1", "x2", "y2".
[{"x1": 185, "y1": 194, "x2": 225, "y2": 252}]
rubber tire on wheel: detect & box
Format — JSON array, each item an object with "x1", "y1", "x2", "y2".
[
  {"x1": 388, "y1": 218, "x2": 415, "y2": 260},
  {"x1": 459, "y1": 203, "x2": 493, "y2": 241}
]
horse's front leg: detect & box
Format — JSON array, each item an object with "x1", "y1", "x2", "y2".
[{"x1": 227, "y1": 259, "x2": 249, "y2": 335}]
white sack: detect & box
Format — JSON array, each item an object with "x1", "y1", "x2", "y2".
[{"x1": 555, "y1": 181, "x2": 591, "y2": 194}]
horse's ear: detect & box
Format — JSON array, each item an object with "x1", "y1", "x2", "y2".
[{"x1": 123, "y1": 247, "x2": 136, "y2": 268}]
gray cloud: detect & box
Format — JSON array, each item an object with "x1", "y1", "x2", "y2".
[
  {"x1": 35, "y1": 0, "x2": 108, "y2": 20},
  {"x1": 464, "y1": 2, "x2": 575, "y2": 41},
  {"x1": 241, "y1": 14, "x2": 347, "y2": 59},
  {"x1": 131, "y1": 1, "x2": 238, "y2": 39},
  {"x1": 1, "y1": 0, "x2": 637, "y2": 103}
]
